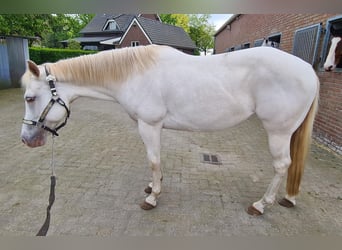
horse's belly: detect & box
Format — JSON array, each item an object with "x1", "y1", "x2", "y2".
[{"x1": 162, "y1": 109, "x2": 253, "y2": 131}]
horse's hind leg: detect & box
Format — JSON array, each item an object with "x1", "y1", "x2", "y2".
[
  {"x1": 137, "y1": 119, "x2": 163, "y2": 210},
  {"x1": 248, "y1": 133, "x2": 292, "y2": 215}
]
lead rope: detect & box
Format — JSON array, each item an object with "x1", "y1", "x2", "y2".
[
  {"x1": 51, "y1": 135, "x2": 56, "y2": 177},
  {"x1": 36, "y1": 135, "x2": 56, "y2": 236}
]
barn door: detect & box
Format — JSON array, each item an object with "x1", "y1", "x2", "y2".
[{"x1": 0, "y1": 37, "x2": 11, "y2": 89}]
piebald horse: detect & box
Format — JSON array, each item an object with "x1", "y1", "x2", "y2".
[
  {"x1": 324, "y1": 24, "x2": 342, "y2": 71},
  {"x1": 21, "y1": 45, "x2": 319, "y2": 215}
]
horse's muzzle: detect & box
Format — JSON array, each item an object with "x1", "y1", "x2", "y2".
[
  {"x1": 324, "y1": 65, "x2": 334, "y2": 72},
  {"x1": 21, "y1": 129, "x2": 47, "y2": 148}
]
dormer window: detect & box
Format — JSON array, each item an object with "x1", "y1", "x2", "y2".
[{"x1": 104, "y1": 20, "x2": 119, "y2": 31}]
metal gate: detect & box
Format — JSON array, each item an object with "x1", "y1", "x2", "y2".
[{"x1": 292, "y1": 23, "x2": 322, "y2": 66}]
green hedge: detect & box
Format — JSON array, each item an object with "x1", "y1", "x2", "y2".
[{"x1": 29, "y1": 47, "x2": 97, "y2": 65}]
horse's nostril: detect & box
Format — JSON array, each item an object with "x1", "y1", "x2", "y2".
[
  {"x1": 22, "y1": 138, "x2": 27, "y2": 144},
  {"x1": 325, "y1": 65, "x2": 333, "y2": 72}
]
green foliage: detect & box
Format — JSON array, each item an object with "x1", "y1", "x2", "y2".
[
  {"x1": 0, "y1": 14, "x2": 94, "y2": 48},
  {"x1": 0, "y1": 14, "x2": 53, "y2": 37},
  {"x1": 66, "y1": 39, "x2": 81, "y2": 50},
  {"x1": 188, "y1": 14, "x2": 215, "y2": 55},
  {"x1": 160, "y1": 14, "x2": 190, "y2": 33},
  {"x1": 161, "y1": 14, "x2": 215, "y2": 55},
  {"x1": 29, "y1": 47, "x2": 96, "y2": 65}
]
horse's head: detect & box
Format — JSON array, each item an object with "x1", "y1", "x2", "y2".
[
  {"x1": 324, "y1": 36, "x2": 342, "y2": 71},
  {"x1": 21, "y1": 60, "x2": 70, "y2": 147},
  {"x1": 324, "y1": 24, "x2": 342, "y2": 71}
]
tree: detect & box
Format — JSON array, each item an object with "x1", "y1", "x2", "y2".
[
  {"x1": 160, "y1": 14, "x2": 190, "y2": 33},
  {"x1": 188, "y1": 14, "x2": 215, "y2": 55},
  {"x1": 41, "y1": 14, "x2": 94, "y2": 48},
  {"x1": 160, "y1": 14, "x2": 215, "y2": 55},
  {"x1": 0, "y1": 14, "x2": 94, "y2": 48},
  {"x1": 0, "y1": 14, "x2": 54, "y2": 45}
]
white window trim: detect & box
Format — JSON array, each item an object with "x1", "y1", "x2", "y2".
[{"x1": 103, "y1": 19, "x2": 119, "y2": 31}]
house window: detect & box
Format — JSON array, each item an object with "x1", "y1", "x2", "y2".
[
  {"x1": 83, "y1": 45, "x2": 98, "y2": 51},
  {"x1": 254, "y1": 39, "x2": 264, "y2": 47},
  {"x1": 321, "y1": 15, "x2": 342, "y2": 71},
  {"x1": 104, "y1": 20, "x2": 119, "y2": 31},
  {"x1": 242, "y1": 43, "x2": 250, "y2": 49},
  {"x1": 266, "y1": 33, "x2": 281, "y2": 48},
  {"x1": 234, "y1": 44, "x2": 242, "y2": 51},
  {"x1": 292, "y1": 23, "x2": 322, "y2": 65},
  {"x1": 131, "y1": 41, "x2": 140, "y2": 47}
]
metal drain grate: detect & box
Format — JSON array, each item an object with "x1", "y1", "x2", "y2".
[{"x1": 201, "y1": 153, "x2": 222, "y2": 165}]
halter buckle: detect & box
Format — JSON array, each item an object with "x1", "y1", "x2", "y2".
[{"x1": 46, "y1": 74, "x2": 56, "y2": 82}]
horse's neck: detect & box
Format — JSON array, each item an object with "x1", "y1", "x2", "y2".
[
  {"x1": 49, "y1": 60, "x2": 118, "y2": 102},
  {"x1": 60, "y1": 82, "x2": 116, "y2": 103}
]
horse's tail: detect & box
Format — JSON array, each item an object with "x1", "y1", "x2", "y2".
[{"x1": 286, "y1": 78, "x2": 319, "y2": 196}]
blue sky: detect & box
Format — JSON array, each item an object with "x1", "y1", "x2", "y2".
[{"x1": 209, "y1": 14, "x2": 233, "y2": 30}]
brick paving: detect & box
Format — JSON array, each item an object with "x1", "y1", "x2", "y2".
[{"x1": 0, "y1": 88, "x2": 341, "y2": 236}]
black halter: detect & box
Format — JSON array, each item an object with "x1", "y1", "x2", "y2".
[{"x1": 22, "y1": 66, "x2": 70, "y2": 136}]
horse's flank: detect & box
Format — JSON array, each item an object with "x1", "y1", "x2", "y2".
[{"x1": 46, "y1": 45, "x2": 160, "y2": 87}]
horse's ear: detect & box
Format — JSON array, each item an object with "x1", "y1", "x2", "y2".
[{"x1": 27, "y1": 60, "x2": 40, "y2": 77}]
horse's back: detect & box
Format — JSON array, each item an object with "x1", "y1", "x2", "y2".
[{"x1": 121, "y1": 46, "x2": 319, "y2": 132}]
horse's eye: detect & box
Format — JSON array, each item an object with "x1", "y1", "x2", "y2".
[{"x1": 25, "y1": 96, "x2": 36, "y2": 103}]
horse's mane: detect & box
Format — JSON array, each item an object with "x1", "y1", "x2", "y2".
[{"x1": 47, "y1": 45, "x2": 159, "y2": 87}]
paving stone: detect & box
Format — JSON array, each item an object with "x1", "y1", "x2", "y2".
[{"x1": 0, "y1": 88, "x2": 341, "y2": 236}]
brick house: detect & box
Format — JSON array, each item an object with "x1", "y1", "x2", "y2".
[
  {"x1": 62, "y1": 14, "x2": 196, "y2": 54},
  {"x1": 214, "y1": 14, "x2": 342, "y2": 154}
]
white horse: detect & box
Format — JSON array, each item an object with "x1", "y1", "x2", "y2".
[{"x1": 21, "y1": 45, "x2": 319, "y2": 215}]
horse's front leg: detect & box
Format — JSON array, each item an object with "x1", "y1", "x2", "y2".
[{"x1": 137, "y1": 119, "x2": 163, "y2": 210}]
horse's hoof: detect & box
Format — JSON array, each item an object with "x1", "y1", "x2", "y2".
[
  {"x1": 144, "y1": 186, "x2": 152, "y2": 194},
  {"x1": 247, "y1": 205, "x2": 263, "y2": 216},
  {"x1": 278, "y1": 198, "x2": 295, "y2": 208},
  {"x1": 140, "y1": 201, "x2": 156, "y2": 210}
]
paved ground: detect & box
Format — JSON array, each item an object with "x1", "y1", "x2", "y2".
[{"x1": 0, "y1": 88, "x2": 341, "y2": 236}]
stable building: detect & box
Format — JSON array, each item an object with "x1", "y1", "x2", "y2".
[{"x1": 214, "y1": 14, "x2": 342, "y2": 154}]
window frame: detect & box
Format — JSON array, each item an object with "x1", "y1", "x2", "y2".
[
  {"x1": 254, "y1": 38, "x2": 264, "y2": 47},
  {"x1": 267, "y1": 32, "x2": 281, "y2": 48},
  {"x1": 103, "y1": 19, "x2": 119, "y2": 31},
  {"x1": 131, "y1": 41, "x2": 140, "y2": 47},
  {"x1": 242, "y1": 42, "x2": 250, "y2": 49},
  {"x1": 320, "y1": 15, "x2": 342, "y2": 72}
]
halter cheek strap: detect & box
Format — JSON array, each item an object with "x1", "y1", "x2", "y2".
[{"x1": 22, "y1": 66, "x2": 70, "y2": 136}]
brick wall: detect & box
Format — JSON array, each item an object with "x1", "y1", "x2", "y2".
[
  {"x1": 214, "y1": 14, "x2": 341, "y2": 154},
  {"x1": 118, "y1": 23, "x2": 151, "y2": 48}
]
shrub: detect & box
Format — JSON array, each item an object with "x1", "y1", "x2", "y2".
[
  {"x1": 67, "y1": 39, "x2": 81, "y2": 50},
  {"x1": 29, "y1": 47, "x2": 97, "y2": 64}
]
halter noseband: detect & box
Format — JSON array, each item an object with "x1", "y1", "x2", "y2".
[{"x1": 22, "y1": 66, "x2": 70, "y2": 136}]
